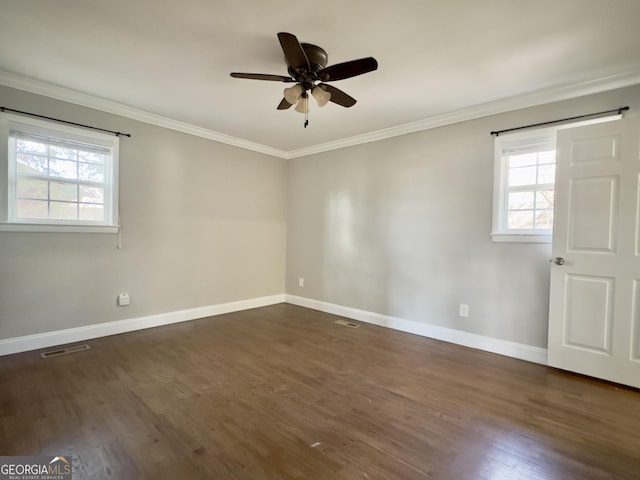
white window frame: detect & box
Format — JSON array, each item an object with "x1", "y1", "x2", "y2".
[
  {"x1": 491, "y1": 126, "x2": 556, "y2": 244},
  {"x1": 491, "y1": 114, "x2": 623, "y2": 244},
  {"x1": 0, "y1": 112, "x2": 119, "y2": 233}
]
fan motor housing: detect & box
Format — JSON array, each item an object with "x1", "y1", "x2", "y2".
[
  {"x1": 287, "y1": 43, "x2": 328, "y2": 80},
  {"x1": 302, "y1": 43, "x2": 328, "y2": 70}
]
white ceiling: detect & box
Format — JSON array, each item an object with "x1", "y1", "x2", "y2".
[{"x1": 1, "y1": 0, "x2": 640, "y2": 156}]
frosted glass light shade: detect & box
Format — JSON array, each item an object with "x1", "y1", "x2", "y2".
[
  {"x1": 311, "y1": 86, "x2": 331, "y2": 107},
  {"x1": 295, "y1": 93, "x2": 309, "y2": 113},
  {"x1": 284, "y1": 84, "x2": 303, "y2": 105}
]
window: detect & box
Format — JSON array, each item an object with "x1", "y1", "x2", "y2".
[
  {"x1": 0, "y1": 113, "x2": 119, "y2": 232},
  {"x1": 491, "y1": 128, "x2": 556, "y2": 243},
  {"x1": 491, "y1": 115, "x2": 623, "y2": 243}
]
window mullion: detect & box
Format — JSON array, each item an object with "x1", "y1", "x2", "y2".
[
  {"x1": 507, "y1": 183, "x2": 554, "y2": 194},
  {"x1": 16, "y1": 173, "x2": 107, "y2": 189}
]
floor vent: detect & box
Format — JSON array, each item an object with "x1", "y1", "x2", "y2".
[
  {"x1": 334, "y1": 319, "x2": 360, "y2": 328},
  {"x1": 40, "y1": 344, "x2": 91, "y2": 358}
]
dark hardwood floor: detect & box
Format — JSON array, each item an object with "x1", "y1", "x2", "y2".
[{"x1": 1, "y1": 304, "x2": 639, "y2": 479}]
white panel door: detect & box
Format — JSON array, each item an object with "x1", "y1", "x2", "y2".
[{"x1": 548, "y1": 117, "x2": 640, "y2": 388}]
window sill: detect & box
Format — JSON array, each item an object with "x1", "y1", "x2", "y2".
[
  {"x1": 0, "y1": 223, "x2": 119, "y2": 234},
  {"x1": 491, "y1": 232, "x2": 552, "y2": 244}
]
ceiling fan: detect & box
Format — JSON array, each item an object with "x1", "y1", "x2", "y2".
[{"x1": 230, "y1": 32, "x2": 378, "y2": 127}]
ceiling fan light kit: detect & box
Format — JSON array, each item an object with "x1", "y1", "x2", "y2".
[
  {"x1": 294, "y1": 91, "x2": 309, "y2": 114},
  {"x1": 284, "y1": 84, "x2": 303, "y2": 105},
  {"x1": 230, "y1": 32, "x2": 378, "y2": 128},
  {"x1": 311, "y1": 86, "x2": 331, "y2": 107}
]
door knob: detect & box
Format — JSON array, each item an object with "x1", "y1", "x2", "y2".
[{"x1": 551, "y1": 257, "x2": 565, "y2": 265}]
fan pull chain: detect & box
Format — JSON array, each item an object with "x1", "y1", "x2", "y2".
[{"x1": 304, "y1": 110, "x2": 309, "y2": 128}]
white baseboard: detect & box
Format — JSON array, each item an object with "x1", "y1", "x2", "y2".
[
  {"x1": 1, "y1": 293, "x2": 547, "y2": 365},
  {"x1": 0, "y1": 294, "x2": 285, "y2": 356},
  {"x1": 285, "y1": 294, "x2": 548, "y2": 365}
]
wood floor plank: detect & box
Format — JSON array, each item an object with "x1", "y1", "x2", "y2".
[{"x1": 1, "y1": 304, "x2": 639, "y2": 479}]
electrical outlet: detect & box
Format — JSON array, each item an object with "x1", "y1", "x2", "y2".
[
  {"x1": 298, "y1": 278, "x2": 304, "y2": 288},
  {"x1": 459, "y1": 303, "x2": 469, "y2": 318}
]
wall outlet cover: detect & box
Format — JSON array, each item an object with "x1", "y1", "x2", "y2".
[{"x1": 118, "y1": 293, "x2": 130, "y2": 306}]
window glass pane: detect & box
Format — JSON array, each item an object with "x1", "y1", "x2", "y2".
[
  {"x1": 49, "y1": 144, "x2": 77, "y2": 161},
  {"x1": 78, "y1": 162, "x2": 105, "y2": 182},
  {"x1": 508, "y1": 210, "x2": 534, "y2": 229},
  {"x1": 509, "y1": 166, "x2": 537, "y2": 187},
  {"x1": 535, "y1": 209, "x2": 554, "y2": 229},
  {"x1": 16, "y1": 199, "x2": 48, "y2": 219},
  {"x1": 508, "y1": 152, "x2": 538, "y2": 168},
  {"x1": 16, "y1": 178, "x2": 48, "y2": 200},
  {"x1": 17, "y1": 154, "x2": 48, "y2": 175},
  {"x1": 50, "y1": 182, "x2": 78, "y2": 202},
  {"x1": 536, "y1": 189, "x2": 554, "y2": 209},
  {"x1": 50, "y1": 201, "x2": 77, "y2": 220},
  {"x1": 78, "y1": 149, "x2": 108, "y2": 164},
  {"x1": 79, "y1": 186, "x2": 104, "y2": 204},
  {"x1": 15, "y1": 137, "x2": 47, "y2": 155},
  {"x1": 49, "y1": 159, "x2": 78, "y2": 179},
  {"x1": 538, "y1": 150, "x2": 555, "y2": 164},
  {"x1": 79, "y1": 203, "x2": 104, "y2": 221},
  {"x1": 508, "y1": 191, "x2": 534, "y2": 210},
  {"x1": 538, "y1": 164, "x2": 556, "y2": 184}
]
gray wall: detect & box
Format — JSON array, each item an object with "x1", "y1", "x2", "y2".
[
  {"x1": 3, "y1": 82, "x2": 639, "y2": 349},
  {"x1": 0, "y1": 85, "x2": 287, "y2": 339},
  {"x1": 286, "y1": 84, "x2": 640, "y2": 348}
]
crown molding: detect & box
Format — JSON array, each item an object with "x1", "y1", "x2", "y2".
[
  {"x1": 285, "y1": 67, "x2": 640, "y2": 159},
  {"x1": 0, "y1": 70, "x2": 289, "y2": 159},
  {"x1": 2, "y1": 68, "x2": 639, "y2": 161}
]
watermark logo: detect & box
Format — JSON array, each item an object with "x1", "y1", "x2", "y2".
[{"x1": 0, "y1": 456, "x2": 72, "y2": 480}]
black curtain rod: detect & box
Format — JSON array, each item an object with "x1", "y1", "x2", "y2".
[
  {"x1": 0, "y1": 106, "x2": 131, "y2": 138},
  {"x1": 490, "y1": 106, "x2": 629, "y2": 136}
]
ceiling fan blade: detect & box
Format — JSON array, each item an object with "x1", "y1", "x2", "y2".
[
  {"x1": 230, "y1": 72, "x2": 294, "y2": 82},
  {"x1": 319, "y1": 57, "x2": 378, "y2": 82},
  {"x1": 277, "y1": 32, "x2": 310, "y2": 71},
  {"x1": 277, "y1": 97, "x2": 293, "y2": 110},
  {"x1": 318, "y1": 84, "x2": 357, "y2": 108}
]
